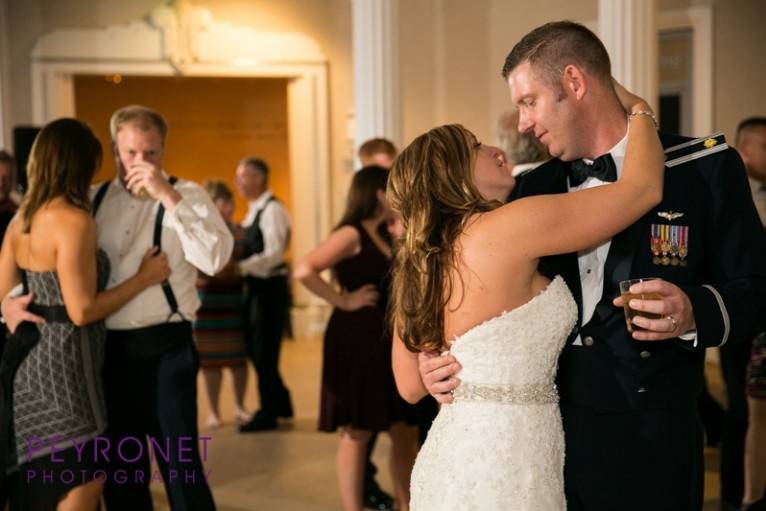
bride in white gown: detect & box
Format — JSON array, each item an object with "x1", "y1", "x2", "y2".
[{"x1": 387, "y1": 84, "x2": 664, "y2": 510}]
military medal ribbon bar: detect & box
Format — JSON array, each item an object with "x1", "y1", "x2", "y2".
[{"x1": 650, "y1": 224, "x2": 689, "y2": 266}]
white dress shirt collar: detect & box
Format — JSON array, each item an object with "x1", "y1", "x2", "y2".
[
  {"x1": 244, "y1": 190, "x2": 274, "y2": 227},
  {"x1": 92, "y1": 177, "x2": 234, "y2": 329},
  {"x1": 569, "y1": 129, "x2": 628, "y2": 342},
  {"x1": 582, "y1": 130, "x2": 629, "y2": 177}
]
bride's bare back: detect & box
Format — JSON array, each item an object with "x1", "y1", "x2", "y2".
[{"x1": 443, "y1": 217, "x2": 549, "y2": 342}]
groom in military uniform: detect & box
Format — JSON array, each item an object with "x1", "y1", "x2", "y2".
[{"x1": 419, "y1": 21, "x2": 766, "y2": 511}]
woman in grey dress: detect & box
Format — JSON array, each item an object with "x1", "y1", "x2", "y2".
[{"x1": 0, "y1": 118, "x2": 170, "y2": 510}]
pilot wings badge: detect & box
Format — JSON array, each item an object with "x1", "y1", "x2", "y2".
[{"x1": 658, "y1": 211, "x2": 684, "y2": 221}]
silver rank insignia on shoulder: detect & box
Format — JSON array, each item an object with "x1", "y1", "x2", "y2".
[
  {"x1": 658, "y1": 211, "x2": 684, "y2": 221},
  {"x1": 664, "y1": 132, "x2": 729, "y2": 168}
]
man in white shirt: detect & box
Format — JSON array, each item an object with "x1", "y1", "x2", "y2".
[
  {"x1": 52, "y1": 105, "x2": 229, "y2": 510},
  {"x1": 94, "y1": 105, "x2": 232, "y2": 510},
  {"x1": 234, "y1": 157, "x2": 293, "y2": 432}
]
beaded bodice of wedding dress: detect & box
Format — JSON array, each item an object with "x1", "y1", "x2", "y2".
[{"x1": 410, "y1": 276, "x2": 577, "y2": 511}]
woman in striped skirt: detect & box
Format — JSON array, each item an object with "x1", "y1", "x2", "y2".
[{"x1": 194, "y1": 180, "x2": 250, "y2": 428}]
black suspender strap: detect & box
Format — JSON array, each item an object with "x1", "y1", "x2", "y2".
[
  {"x1": 244, "y1": 196, "x2": 289, "y2": 274},
  {"x1": 252, "y1": 196, "x2": 276, "y2": 230},
  {"x1": 92, "y1": 181, "x2": 110, "y2": 216},
  {"x1": 153, "y1": 176, "x2": 183, "y2": 321}
]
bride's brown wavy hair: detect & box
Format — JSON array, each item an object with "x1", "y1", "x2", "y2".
[{"x1": 387, "y1": 124, "x2": 503, "y2": 352}]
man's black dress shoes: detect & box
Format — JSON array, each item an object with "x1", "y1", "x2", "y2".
[
  {"x1": 238, "y1": 411, "x2": 277, "y2": 432},
  {"x1": 363, "y1": 479, "x2": 394, "y2": 510}
]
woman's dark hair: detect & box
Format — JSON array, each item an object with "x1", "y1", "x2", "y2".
[
  {"x1": 336, "y1": 165, "x2": 390, "y2": 229},
  {"x1": 21, "y1": 118, "x2": 102, "y2": 232}
]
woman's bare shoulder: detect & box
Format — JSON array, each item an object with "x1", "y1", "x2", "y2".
[
  {"x1": 4, "y1": 212, "x2": 23, "y2": 242},
  {"x1": 461, "y1": 204, "x2": 526, "y2": 248},
  {"x1": 458, "y1": 206, "x2": 538, "y2": 280},
  {"x1": 35, "y1": 201, "x2": 95, "y2": 235}
]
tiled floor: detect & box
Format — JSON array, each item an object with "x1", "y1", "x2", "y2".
[{"x1": 146, "y1": 334, "x2": 727, "y2": 510}]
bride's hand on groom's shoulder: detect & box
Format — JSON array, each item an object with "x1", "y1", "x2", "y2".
[
  {"x1": 613, "y1": 79, "x2": 652, "y2": 115},
  {"x1": 418, "y1": 351, "x2": 462, "y2": 404}
]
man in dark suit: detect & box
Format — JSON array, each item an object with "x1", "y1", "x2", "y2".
[{"x1": 418, "y1": 21, "x2": 766, "y2": 511}]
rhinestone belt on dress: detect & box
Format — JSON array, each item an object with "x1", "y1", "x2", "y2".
[{"x1": 452, "y1": 382, "x2": 559, "y2": 405}]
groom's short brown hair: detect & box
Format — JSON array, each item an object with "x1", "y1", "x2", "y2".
[{"x1": 501, "y1": 21, "x2": 612, "y2": 91}]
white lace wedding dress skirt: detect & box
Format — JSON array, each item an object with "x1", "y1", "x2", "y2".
[{"x1": 410, "y1": 276, "x2": 577, "y2": 511}]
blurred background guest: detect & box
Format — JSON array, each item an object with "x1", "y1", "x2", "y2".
[
  {"x1": 356, "y1": 137, "x2": 400, "y2": 510},
  {"x1": 495, "y1": 109, "x2": 549, "y2": 176},
  {"x1": 194, "y1": 180, "x2": 251, "y2": 429},
  {"x1": 0, "y1": 150, "x2": 19, "y2": 359},
  {"x1": 236, "y1": 157, "x2": 294, "y2": 432},
  {"x1": 358, "y1": 138, "x2": 398, "y2": 169},
  {"x1": 357, "y1": 136, "x2": 437, "y2": 508},
  {"x1": 739, "y1": 116, "x2": 766, "y2": 511},
  {"x1": 0, "y1": 150, "x2": 19, "y2": 242},
  {"x1": 294, "y1": 165, "x2": 418, "y2": 511}
]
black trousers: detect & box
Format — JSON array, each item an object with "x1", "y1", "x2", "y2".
[
  {"x1": 562, "y1": 403, "x2": 704, "y2": 511},
  {"x1": 245, "y1": 276, "x2": 292, "y2": 417},
  {"x1": 102, "y1": 323, "x2": 216, "y2": 511},
  {"x1": 720, "y1": 337, "x2": 754, "y2": 507}
]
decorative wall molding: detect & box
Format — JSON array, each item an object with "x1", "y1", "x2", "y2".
[{"x1": 32, "y1": 1, "x2": 325, "y2": 67}]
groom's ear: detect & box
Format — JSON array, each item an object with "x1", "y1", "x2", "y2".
[{"x1": 562, "y1": 64, "x2": 587, "y2": 101}]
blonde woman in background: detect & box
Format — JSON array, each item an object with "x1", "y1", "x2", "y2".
[{"x1": 193, "y1": 180, "x2": 251, "y2": 428}]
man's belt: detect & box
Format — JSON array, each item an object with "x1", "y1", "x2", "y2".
[{"x1": 107, "y1": 321, "x2": 192, "y2": 360}]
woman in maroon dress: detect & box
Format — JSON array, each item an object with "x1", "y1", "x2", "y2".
[{"x1": 295, "y1": 166, "x2": 418, "y2": 511}]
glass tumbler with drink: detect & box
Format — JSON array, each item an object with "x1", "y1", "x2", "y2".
[{"x1": 619, "y1": 278, "x2": 662, "y2": 333}]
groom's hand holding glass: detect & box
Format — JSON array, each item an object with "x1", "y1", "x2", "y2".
[{"x1": 612, "y1": 278, "x2": 696, "y2": 340}]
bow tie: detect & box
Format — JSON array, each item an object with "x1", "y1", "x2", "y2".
[{"x1": 568, "y1": 154, "x2": 617, "y2": 187}]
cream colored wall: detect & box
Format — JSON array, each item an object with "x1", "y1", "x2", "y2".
[
  {"x1": 657, "y1": 0, "x2": 766, "y2": 140},
  {"x1": 399, "y1": 0, "x2": 598, "y2": 148},
  {"x1": 712, "y1": 0, "x2": 766, "y2": 141},
  {"x1": 399, "y1": 0, "x2": 765, "y2": 148}
]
